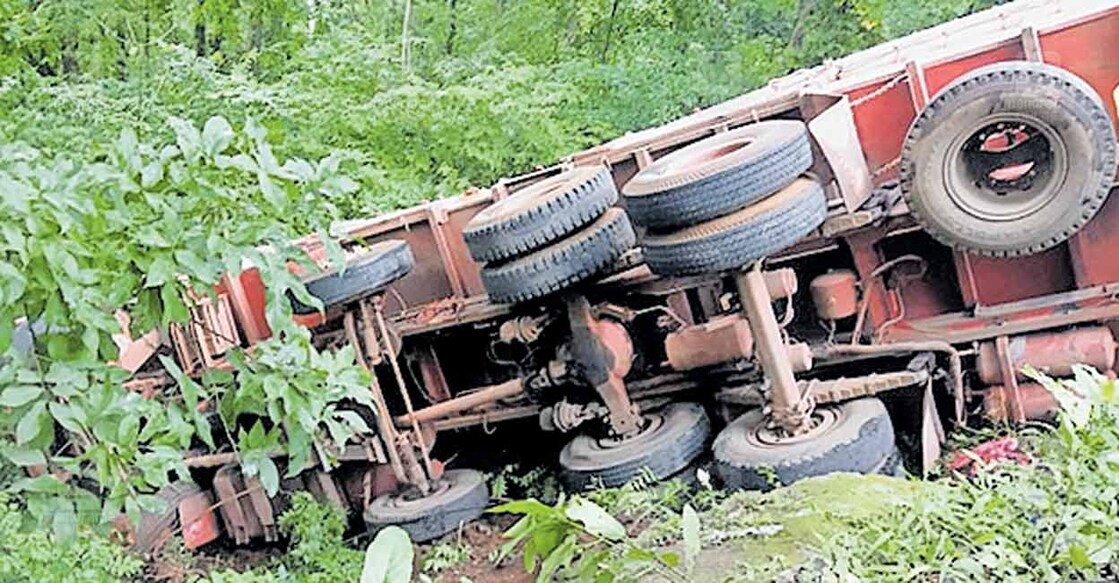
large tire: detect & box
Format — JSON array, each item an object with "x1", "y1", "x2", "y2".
[
  {"x1": 480, "y1": 208, "x2": 635, "y2": 304},
  {"x1": 622, "y1": 120, "x2": 812, "y2": 230},
  {"x1": 713, "y1": 397, "x2": 895, "y2": 491},
  {"x1": 900, "y1": 61, "x2": 1117, "y2": 257},
  {"x1": 642, "y1": 178, "x2": 826, "y2": 276},
  {"x1": 133, "y1": 481, "x2": 209, "y2": 555},
  {"x1": 292, "y1": 240, "x2": 414, "y2": 314},
  {"x1": 463, "y1": 167, "x2": 618, "y2": 263},
  {"x1": 364, "y1": 469, "x2": 489, "y2": 543},
  {"x1": 559, "y1": 402, "x2": 710, "y2": 491}
]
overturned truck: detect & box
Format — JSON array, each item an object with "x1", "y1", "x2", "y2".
[{"x1": 131, "y1": 0, "x2": 1119, "y2": 551}]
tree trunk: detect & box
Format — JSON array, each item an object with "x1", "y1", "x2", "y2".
[
  {"x1": 445, "y1": 0, "x2": 458, "y2": 56},
  {"x1": 600, "y1": 0, "x2": 620, "y2": 63},
  {"x1": 401, "y1": 0, "x2": 413, "y2": 71}
]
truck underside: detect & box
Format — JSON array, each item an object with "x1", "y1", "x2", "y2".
[{"x1": 118, "y1": 0, "x2": 1119, "y2": 551}]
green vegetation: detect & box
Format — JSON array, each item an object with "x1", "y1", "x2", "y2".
[{"x1": 0, "y1": 0, "x2": 1013, "y2": 580}]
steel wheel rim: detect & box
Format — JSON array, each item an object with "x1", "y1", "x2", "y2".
[{"x1": 943, "y1": 113, "x2": 1068, "y2": 222}]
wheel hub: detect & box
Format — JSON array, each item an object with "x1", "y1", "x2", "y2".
[
  {"x1": 595, "y1": 413, "x2": 663, "y2": 449},
  {"x1": 385, "y1": 479, "x2": 453, "y2": 508},
  {"x1": 753, "y1": 407, "x2": 839, "y2": 446}
]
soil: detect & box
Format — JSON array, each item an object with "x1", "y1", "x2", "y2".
[{"x1": 429, "y1": 515, "x2": 533, "y2": 583}]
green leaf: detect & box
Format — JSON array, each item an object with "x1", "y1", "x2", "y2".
[
  {"x1": 1, "y1": 445, "x2": 46, "y2": 466},
  {"x1": 202, "y1": 116, "x2": 234, "y2": 157},
  {"x1": 160, "y1": 282, "x2": 189, "y2": 326},
  {"x1": 144, "y1": 256, "x2": 176, "y2": 287},
  {"x1": 256, "y1": 457, "x2": 280, "y2": 496},
  {"x1": 0, "y1": 384, "x2": 44, "y2": 408},
  {"x1": 682, "y1": 503, "x2": 700, "y2": 573},
  {"x1": 565, "y1": 497, "x2": 625, "y2": 540},
  {"x1": 167, "y1": 117, "x2": 202, "y2": 162},
  {"x1": 16, "y1": 401, "x2": 47, "y2": 445},
  {"x1": 361, "y1": 526, "x2": 414, "y2": 583}
]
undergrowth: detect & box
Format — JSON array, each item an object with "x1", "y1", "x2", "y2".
[{"x1": 0, "y1": 494, "x2": 142, "y2": 582}]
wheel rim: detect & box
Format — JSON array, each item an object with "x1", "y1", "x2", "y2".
[
  {"x1": 749, "y1": 407, "x2": 840, "y2": 447},
  {"x1": 591, "y1": 413, "x2": 664, "y2": 450},
  {"x1": 381, "y1": 479, "x2": 454, "y2": 510},
  {"x1": 648, "y1": 137, "x2": 757, "y2": 178},
  {"x1": 944, "y1": 113, "x2": 1068, "y2": 222}
]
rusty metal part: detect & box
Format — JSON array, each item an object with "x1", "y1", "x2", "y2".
[
  {"x1": 212, "y1": 465, "x2": 265, "y2": 545},
  {"x1": 850, "y1": 254, "x2": 928, "y2": 344},
  {"x1": 412, "y1": 341, "x2": 452, "y2": 402},
  {"x1": 370, "y1": 296, "x2": 434, "y2": 487},
  {"x1": 976, "y1": 327, "x2": 1117, "y2": 385},
  {"x1": 718, "y1": 369, "x2": 929, "y2": 407},
  {"x1": 179, "y1": 489, "x2": 221, "y2": 550},
  {"x1": 823, "y1": 341, "x2": 964, "y2": 425},
  {"x1": 567, "y1": 295, "x2": 642, "y2": 435},
  {"x1": 396, "y1": 378, "x2": 524, "y2": 425},
  {"x1": 497, "y1": 314, "x2": 551, "y2": 344},
  {"x1": 736, "y1": 267, "x2": 813, "y2": 435},
  {"x1": 665, "y1": 315, "x2": 754, "y2": 371},
  {"x1": 547, "y1": 400, "x2": 608, "y2": 433},
  {"x1": 595, "y1": 318, "x2": 635, "y2": 378},
  {"x1": 810, "y1": 270, "x2": 859, "y2": 320},
  {"x1": 984, "y1": 382, "x2": 1059, "y2": 422},
  {"x1": 993, "y1": 335, "x2": 1026, "y2": 424},
  {"x1": 763, "y1": 268, "x2": 799, "y2": 300},
  {"x1": 344, "y1": 311, "x2": 407, "y2": 483},
  {"x1": 182, "y1": 440, "x2": 387, "y2": 470},
  {"x1": 786, "y1": 343, "x2": 813, "y2": 373}
]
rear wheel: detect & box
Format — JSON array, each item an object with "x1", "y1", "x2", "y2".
[
  {"x1": 364, "y1": 469, "x2": 489, "y2": 543},
  {"x1": 900, "y1": 61, "x2": 1117, "y2": 256},
  {"x1": 713, "y1": 397, "x2": 895, "y2": 491},
  {"x1": 559, "y1": 402, "x2": 710, "y2": 491},
  {"x1": 292, "y1": 240, "x2": 414, "y2": 314},
  {"x1": 622, "y1": 120, "x2": 813, "y2": 230},
  {"x1": 641, "y1": 178, "x2": 827, "y2": 276},
  {"x1": 463, "y1": 166, "x2": 618, "y2": 263},
  {"x1": 479, "y1": 208, "x2": 635, "y2": 303}
]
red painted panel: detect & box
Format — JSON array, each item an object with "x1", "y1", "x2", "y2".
[
  {"x1": 924, "y1": 44, "x2": 1024, "y2": 96},
  {"x1": 965, "y1": 246, "x2": 1074, "y2": 306},
  {"x1": 849, "y1": 81, "x2": 915, "y2": 180},
  {"x1": 1070, "y1": 189, "x2": 1119, "y2": 287},
  {"x1": 1041, "y1": 11, "x2": 1119, "y2": 126}
]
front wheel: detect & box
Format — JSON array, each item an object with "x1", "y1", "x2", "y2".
[
  {"x1": 713, "y1": 397, "x2": 896, "y2": 491},
  {"x1": 364, "y1": 469, "x2": 489, "y2": 542},
  {"x1": 559, "y1": 402, "x2": 710, "y2": 491}
]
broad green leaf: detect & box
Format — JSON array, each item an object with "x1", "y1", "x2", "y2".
[
  {"x1": 202, "y1": 116, "x2": 234, "y2": 157},
  {"x1": 256, "y1": 457, "x2": 280, "y2": 496},
  {"x1": 1, "y1": 444, "x2": 46, "y2": 466},
  {"x1": 167, "y1": 117, "x2": 202, "y2": 162},
  {"x1": 16, "y1": 401, "x2": 47, "y2": 445},
  {"x1": 565, "y1": 498, "x2": 625, "y2": 540},
  {"x1": 361, "y1": 526, "x2": 414, "y2": 583},
  {"x1": 0, "y1": 384, "x2": 43, "y2": 408}
]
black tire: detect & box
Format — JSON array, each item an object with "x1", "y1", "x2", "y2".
[
  {"x1": 642, "y1": 178, "x2": 826, "y2": 276},
  {"x1": 292, "y1": 240, "x2": 414, "y2": 314},
  {"x1": 480, "y1": 208, "x2": 635, "y2": 304},
  {"x1": 622, "y1": 121, "x2": 812, "y2": 230},
  {"x1": 463, "y1": 167, "x2": 618, "y2": 263},
  {"x1": 364, "y1": 469, "x2": 489, "y2": 543},
  {"x1": 134, "y1": 481, "x2": 208, "y2": 555},
  {"x1": 713, "y1": 397, "x2": 895, "y2": 492},
  {"x1": 559, "y1": 402, "x2": 710, "y2": 491},
  {"x1": 900, "y1": 61, "x2": 1117, "y2": 257}
]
